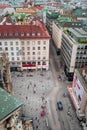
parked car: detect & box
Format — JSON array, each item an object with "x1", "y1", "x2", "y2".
[{"x1": 57, "y1": 101, "x2": 63, "y2": 110}]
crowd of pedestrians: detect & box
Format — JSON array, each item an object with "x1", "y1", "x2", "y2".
[{"x1": 11, "y1": 69, "x2": 54, "y2": 130}]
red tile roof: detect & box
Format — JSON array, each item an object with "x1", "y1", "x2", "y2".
[
  {"x1": 3, "y1": 16, "x2": 15, "y2": 25},
  {"x1": 0, "y1": 5, "x2": 10, "y2": 9},
  {"x1": 34, "y1": 5, "x2": 44, "y2": 10},
  {"x1": 0, "y1": 23, "x2": 50, "y2": 39}
]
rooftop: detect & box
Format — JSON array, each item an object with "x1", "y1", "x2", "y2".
[
  {"x1": 57, "y1": 16, "x2": 72, "y2": 22},
  {"x1": 46, "y1": 12, "x2": 59, "y2": 19},
  {"x1": 0, "y1": 19, "x2": 50, "y2": 39},
  {"x1": 65, "y1": 28, "x2": 87, "y2": 43},
  {"x1": 72, "y1": 8, "x2": 87, "y2": 17},
  {"x1": 68, "y1": 28, "x2": 87, "y2": 37},
  {"x1": 0, "y1": 88, "x2": 23, "y2": 122}
]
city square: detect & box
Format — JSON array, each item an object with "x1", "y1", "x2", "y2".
[{"x1": 12, "y1": 69, "x2": 54, "y2": 130}]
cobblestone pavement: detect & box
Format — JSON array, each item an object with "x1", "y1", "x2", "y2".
[{"x1": 11, "y1": 69, "x2": 54, "y2": 130}]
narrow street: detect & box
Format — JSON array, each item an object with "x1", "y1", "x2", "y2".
[{"x1": 46, "y1": 39, "x2": 82, "y2": 130}]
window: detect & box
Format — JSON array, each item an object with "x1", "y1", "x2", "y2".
[
  {"x1": 22, "y1": 52, "x2": 25, "y2": 55},
  {"x1": 16, "y1": 42, "x2": 19, "y2": 45},
  {"x1": 43, "y1": 57, "x2": 46, "y2": 60},
  {"x1": 38, "y1": 62, "x2": 40, "y2": 65},
  {"x1": 33, "y1": 52, "x2": 35, "y2": 55},
  {"x1": 27, "y1": 47, "x2": 30, "y2": 50},
  {"x1": 10, "y1": 42, "x2": 13, "y2": 46},
  {"x1": 38, "y1": 57, "x2": 40, "y2": 60},
  {"x1": 26, "y1": 33, "x2": 30, "y2": 36},
  {"x1": 12, "y1": 62, "x2": 15, "y2": 65},
  {"x1": 16, "y1": 47, "x2": 19, "y2": 50},
  {"x1": 43, "y1": 46, "x2": 46, "y2": 50},
  {"x1": 37, "y1": 52, "x2": 40, "y2": 55},
  {"x1": 22, "y1": 62, "x2": 26, "y2": 64},
  {"x1": 22, "y1": 57, "x2": 25, "y2": 60},
  {"x1": 32, "y1": 33, "x2": 35, "y2": 36},
  {"x1": 38, "y1": 41, "x2": 40, "y2": 45},
  {"x1": 21, "y1": 41, "x2": 24, "y2": 45},
  {"x1": 12, "y1": 57, "x2": 14, "y2": 61},
  {"x1": 0, "y1": 53, "x2": 2, "y2": 56},
  {"x1": 27, "y1": 62, "x2": 31, "y2": 64},
  {"x1": 27, "y1": 52, "x2": 30, "y2": 55},
  {"x1": 43, "y1": 41, "x2": 46, "y2": 44},
  {"x1": 32, "y1": 41, "x2": 35, "y2": 45},
  {"x1": 11, "y1": 52, "x2": 14, "y2": 55},
  {"x1": 0, "y1": 47, "x2": 2, "y2": 51},
  {"x1": 27, "y1": 41, "x2": 30, "y2": 45},
  {"x1": 4, "y1": 42, "x2": 7, "y2": 45},
  {"x1": 17, "y1": 52, "x2": 19, "y2": 56},
  {"x1": 11, "y1": 47, "x2": 13, "y2": 50},
  {"x1": 42, "y1": 61, "x2": 46, "y2": 65},
  {"x1": 38, "y1": 47, "x2": 40, "y2": 50},
  {"x1": 17, "y1": 57, "x2": 20, "y2": 60},
  {"x1": 37, "y1": 33, "x2": 40, "y2": 36},
  {"x1": 4, "y1": 33, "x2": 7, "y2": 36},
  {"x1": 21, "y1": 33, "x2": 24, "y2": 36},
  {"x1": 9, "y1": 33, "x2": 13, "y2": 36},
  {"x1": 28, "y1": 57, "x2": 30, "y2": 60},
  {"x1": 5, "y1": 47, "x2": 8, "y2": 51},
  {"x1": 17, "y1": 62, "x2": 21, "y2": 65},
  {"x1": 32, "y1": 56, "x2": 35, "y2": 60},
  {"x1": 32, "y1": 47, "x2": 35, "y2": 50},
  {"x1": 15, "y1": 32, "x2": 18, "y2": 36},
  {"x1": 0, "y1": 42, "x2": 2, "y2": 45},
  {"x1": 32, "y1": 61, "x2": 36, "y2": 64},
  {"x1": 22, "y1": 47, "x2": 25, "y2": 50}
]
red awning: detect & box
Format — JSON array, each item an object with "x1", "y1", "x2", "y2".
[{"x1": 22, "y1": 64, "x2": 36, "y2": 67}]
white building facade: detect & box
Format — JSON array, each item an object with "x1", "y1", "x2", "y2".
[
  {"x1": 61, "y1": 28, "x2": 87, "y2": 80},
  {"x1": 0, "y1": 19, "x2": 50, "y2": 71}
]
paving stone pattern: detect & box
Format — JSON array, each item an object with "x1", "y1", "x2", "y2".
[{"x1": 12, "y1": 70, "x2": 54, "y2": 130}]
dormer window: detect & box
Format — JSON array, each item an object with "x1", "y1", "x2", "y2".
[
  {"x1": 4, "y1": 33, "x2": 7, "y2": 36},
  {"x1": 21, "y1": 33, "x2": 24, "y2": 36},
  {"x1": 37, "y1": 33, "x2": 40, "y2": 36},
  {"x1": 32, "y1": 33, "x2": 35, "y2": 36},
  {"x1": 26, "y1": 33, "x2": 30, "y2": 36},
  {"x1": 15, "y1": 32, "x2": 18, "y2": 36},
  {"x1": 9, "y1": 33, "x2": 13, "y2": 36}
]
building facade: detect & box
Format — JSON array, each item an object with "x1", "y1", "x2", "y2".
[
  {"x1": 0, "y1": 19, "x2": 50, "y2": 71},
  {"x1": 67, "y1": 68, "x2": 87, "y2": 123},
  {"x1": 61, "y1": 28, "x2": 87, "y2": 80},
  {"x1": 52, "y1": 22, "x2": 62, "y2": 53},
  {"x1": 52, "y1": 17, "x2": 82, "y2": 54}
]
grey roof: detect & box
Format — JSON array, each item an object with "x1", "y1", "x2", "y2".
[{"x1": 68, "y1": 28, "x2": 87, "y2": 38}]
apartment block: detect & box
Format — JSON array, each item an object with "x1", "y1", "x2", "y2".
[
  {"x1": 52, "y1": 18, "x2": 82, "y2": 55},
  {"x1": 0, "y1": 19, "x2": 50, "y2": 71},
  {"x1": 61, "y1": 28, "x2": 87, "y2": 80}
]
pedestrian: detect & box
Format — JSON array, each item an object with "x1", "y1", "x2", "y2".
[
  {"x1": 26, "y1": 96, "x2": 28, "y2": 100},
  {"x1": 33, "y1": 90, "x2": 36, "y2": 94},
  {"x1": 34, "y1": 84, "x2": 36, "y2": 87},
  {"x1": 27, "y1": 85, "x2": 29, "y2": 89}
]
